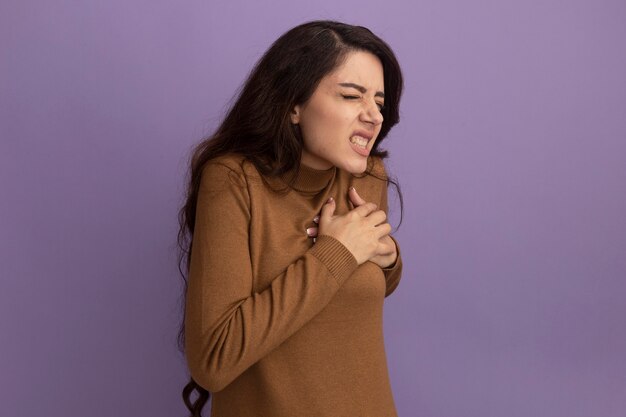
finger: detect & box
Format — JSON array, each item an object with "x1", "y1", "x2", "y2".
[
  {"x1": 373, "y1": 222, "x2": 392, "y2": 240},
  {"x1": 348, "y1": 186, "x2": 367, "y2": 208},
  {"x1": 352, "y1": 201, "x2": 378, "y2": 218},
  {"x1": 313, "y1": 215, "x2": 320, "y2": 224},
  {"x1": 320, "y1": 197, "x2": 336, "y2": 220},
  {"x1": 364, "y1": 209, "x2": 387, "y2": 227},
  {"x1": 375, "y1": 235, "x2": 395, "y2": 255},
  {"x1": 306, "y1": 226, "x2": 318, "y2": 237}
]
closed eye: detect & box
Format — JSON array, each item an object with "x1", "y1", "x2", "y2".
[{"x1": 342, "y1": 95, "x2": 385, "y2": 112}]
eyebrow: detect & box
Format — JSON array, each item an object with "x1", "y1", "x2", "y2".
[{"x1": 338, "y1": 82, "x2": 385, "y2": 99}]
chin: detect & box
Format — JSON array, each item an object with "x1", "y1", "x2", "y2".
[{"x1": 339, "y1": 158, "x2": 369, "y2": 175}]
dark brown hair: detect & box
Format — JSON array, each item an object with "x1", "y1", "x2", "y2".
[{"x1": 177, "y1": 20, "x2": 403, "y2": 416}]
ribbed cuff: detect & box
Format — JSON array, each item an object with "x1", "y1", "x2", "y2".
[{"x1": 308, "y1": 235, "x2": 358, "y2": 286}]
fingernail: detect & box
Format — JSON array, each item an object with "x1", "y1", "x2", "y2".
[
  {"x1": 350, "y1": 186, "x2": 356, "y2": 191},
  {"x1": 306, "y1": 227, "x2": 315, "y2": 236},
  {"x1": 313, "y1": 215, "x2": 320, "y2": 223},
  {"x1": 312, "y1": 237, "x2": 317, "y2": 243},
  {"x1": 327, "y1": 197, "x2": 334, "y2": 203}
]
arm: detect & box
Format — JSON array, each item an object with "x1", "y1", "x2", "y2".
[
  {"x1": 184, "y1": 160, "x2": 358, "y2": 392},
  {"x1": 375, "y1": 159, "x2": 403, "y2": 297},
  {"x1": 380, "y1": 235, "x2": 402, "y2": 297}
]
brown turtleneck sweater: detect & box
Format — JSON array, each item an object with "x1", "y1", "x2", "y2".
[{"x1": 184, "y1": 153, "x2": 403, "y2": 416}]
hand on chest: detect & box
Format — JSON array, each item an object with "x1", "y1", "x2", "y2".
[{"x1": 248, "y1": 178, "x2": 382, "y2": 291}]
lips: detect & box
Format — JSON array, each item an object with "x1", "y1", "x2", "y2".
[
  {"x1": 349, "y1": 130, "x2": 374, "y2": 150},
  {"x1": 352, "y1": 130, "x2": 373, "y2": 141},
  {"x1": 349, "y1": 130, "x2": 374, "y2": 157}
]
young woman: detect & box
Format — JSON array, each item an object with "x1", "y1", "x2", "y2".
[{"x1": 177, "y1": 20, "x2": 404, "y2": 417}]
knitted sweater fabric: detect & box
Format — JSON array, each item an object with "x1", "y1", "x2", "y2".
[{"x1": 184, "y1": 153, "x2": 403, "y2": 417}]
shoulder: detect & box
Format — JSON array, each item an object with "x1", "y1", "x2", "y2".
[
  {"x1": 199, "y1": 154, "x2": 258, "y2": 196},
  {"x1": 200, "y1": 153, "x2": 261, "y2": 185},
  {"x1": 352, "y1": 156, "x2": 389, "y2": 187},
  {"x1": 366, "y1": 155, "x2": 389, "y2": 180},
  {"x1": 196, "y1": 155, "x2": 252, "y2": 218},
  {"x1": 346, "y1": 156, "x2": 389, "y2": 203},
  {"x1": 202, "y1": 153, "x2": 247, "y2": 176}
]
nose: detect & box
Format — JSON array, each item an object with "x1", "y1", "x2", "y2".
[{"x1": 360, "y1": 101, "x2": 384, "y2": 126}]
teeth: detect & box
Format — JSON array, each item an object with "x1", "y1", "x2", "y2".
[{"x1": 350, "y1": 135, "x2": 369, "y2": 148}]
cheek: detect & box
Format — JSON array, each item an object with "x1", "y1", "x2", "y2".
[
  {"x1": 299, "y1": 103, "x2": 355, "y2": 156},
  {"x1": 304, "y1": 134, "x2": 331, "y2": 155},
  {"x1": 302, "y1": 104, "x2": 349, "y2": 133}
]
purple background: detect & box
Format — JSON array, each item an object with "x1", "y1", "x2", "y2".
[{"x1": 2, "y1": 1, "x2": 625, "y2": 416}]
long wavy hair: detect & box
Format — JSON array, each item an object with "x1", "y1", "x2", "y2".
[{"x1": 177, "y1": 20, "x2": 404, "y2": 416}]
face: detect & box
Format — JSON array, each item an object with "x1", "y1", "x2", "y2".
[{"x1": 290, "y1": 51, "x2": 385, "y2": 174}]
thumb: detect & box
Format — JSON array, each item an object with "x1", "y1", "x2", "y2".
[
  {"x1": 348, "y1": 186, "x2": 367, "y2": 208},
  {"x1": 320, "y1": 196, "x2": 336, "y2": 220}
]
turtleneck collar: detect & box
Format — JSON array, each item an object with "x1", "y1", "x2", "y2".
[{"x1": 282, "y1": 163, "x2": 337, "y2": 193}]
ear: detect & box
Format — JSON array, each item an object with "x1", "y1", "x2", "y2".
[{"x1": 290, "y1": 104, "x2": 301, "y2": 124}]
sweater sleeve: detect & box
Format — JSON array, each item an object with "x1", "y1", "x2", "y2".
[
  {"x1": 184, "y1": 160, "x2": 358, "y2": 392},
  {"x1": 376, "y1": 160, "x2": 403, "y2": 297}
]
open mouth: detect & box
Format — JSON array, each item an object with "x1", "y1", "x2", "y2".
[
  {"x1": 350, "y1": 135, "x2": 370, "y2": 149},
  {"x1": 349, "y1": 134, "x2": 372, "y2": 156}
]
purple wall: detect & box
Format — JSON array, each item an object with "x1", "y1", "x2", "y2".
[{"x1": 2, "y1": 1, "x2": 625, "y2": 416}]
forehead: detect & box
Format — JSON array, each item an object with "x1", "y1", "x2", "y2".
[{"x1": 323, "y1": 51, "x2": 384, "y2": 91}]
